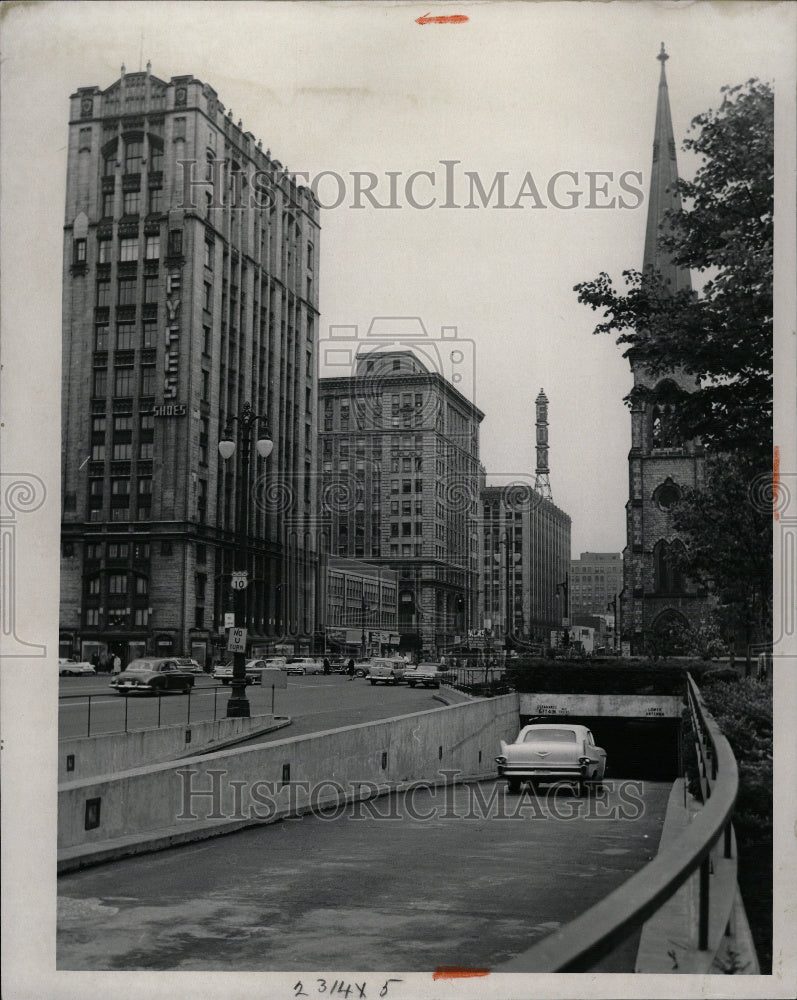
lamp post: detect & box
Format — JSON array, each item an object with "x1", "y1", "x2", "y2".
[{"x1": 218, "y1": 402, "x2": 273, "y2": 718}]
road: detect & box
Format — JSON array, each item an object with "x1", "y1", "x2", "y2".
[
  {"x1": 57, "y1": 778, "x2": 670, "y2": 971},
  {"x1": 58, "y1": 674, "x2": 451, "y2": 742}
]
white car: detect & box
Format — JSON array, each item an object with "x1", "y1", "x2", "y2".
[
  {"x1": 212, "y1": 659, "x2": 267, "y2": 685},
  {"x1": 58, "y1": 659, "x2": 97, "y2": 677},
  {"x1": 265, "y1": 657, "x2": 288, "y2": 670},
  {"x1": 495, "y1": 723, "x2": 607, "y2": 795},
  {"x1": 173, "y1": 656, "x2": 203, "y2": 674},
  {"x1": 285, "y1": 657, "x2": 323, "y2": 676}
]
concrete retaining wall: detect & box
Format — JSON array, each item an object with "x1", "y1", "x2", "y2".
[
  {"x1": 58, "y1": 694, "x2": 519, "y2": 853},
  {"x1": 58, "y1": 714, "x2": 283, "y2": 781},
  {"x1": 519, "y1": 692, "x2": 683, "y2": 719}
]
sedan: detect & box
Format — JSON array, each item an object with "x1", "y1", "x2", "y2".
[
  {"x1": 285, "y1": 658, "x2": 323, "y2": 676},
  {"x1": 173, "y1": 656, "x2": 203, "y2": 674},
  {"x1": 495, "y1": 723, "x2": 607, "y2": 795},
  {"x1": 212, "y1": 659, "x2": 267, "y2": 685},
  {"x1": 110, "y1": 657, "x2": 196, "y2": 695},
  {"x1": 59, "y1": 659, "x2": 97, "y2": 677}
]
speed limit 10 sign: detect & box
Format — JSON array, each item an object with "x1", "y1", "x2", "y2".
[{"x1": 227, "y1": 627, "x2": 247, "y2": 653}]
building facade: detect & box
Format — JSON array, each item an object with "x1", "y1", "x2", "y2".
[
  {"x1": 622, "y1": 47, "x2": 707, "y2": 654},
  {"x1": 60, "y1": 67, "x2": 320, "y2": 667},
  {"x1": 479, "y1": 485, "x2": 572, "y2": 649},
  {"x1": 570, "y1": 552, "x2": 623, "y2": 618},
  {"x1": 325, "y1": 558, "x2": 398, "y2": 657},
  {"x1": 318, "y1": 347, "x2": 483, "y2": 657}
]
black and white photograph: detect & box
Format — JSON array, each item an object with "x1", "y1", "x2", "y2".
[{"x1": 1, "y1": 2, "x2": 795, "y2": 998}]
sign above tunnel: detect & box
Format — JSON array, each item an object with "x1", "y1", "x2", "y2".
[{"x1": 518, "y1": 693, "x2": 683, "y2": 719}]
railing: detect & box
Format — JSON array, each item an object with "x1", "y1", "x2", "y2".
[
  {"x1": 58, "y1": 684, "x2": 232, "y2": 738},
  {"x1": 498, "y1": 672, "x2": 739, "y2": 972}
]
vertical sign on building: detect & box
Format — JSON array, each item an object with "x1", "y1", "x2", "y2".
[{"x1": 165, "y1": 270, "x2": 181, "y2": 398}]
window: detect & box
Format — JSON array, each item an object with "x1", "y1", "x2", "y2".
[
  {"x1": 102, "y1": 191, "x2": 115, "y2": 217},
  {"x1": 204, "y1": 241, "x2": 214, "y2": 269},
  {"x1": 149, "y1": 146, "x2": 163, "y2": 173},
  {"x1": 125, "y1": 140, "x2": 143, "y2": 174},
  {"x1": 135, "y1": 576, "x2": 148, "y2": 595},
  {"x1": 143, "y1": 276, "x2": 158, "y2": 303},
  {"x1": 114, "y1": 367, "x2": 134, "y2": 395},
  {"x1": 96, "y1": 280, "x2": 110, "y2": 307},
  {"x1": 402, "y1": 480, "x2": 412, "y2": 494},
  {"x1": 111, "y1": 478, "x2": 130, "y2": 496},
  {"x1": 112, "y1": 442, "x2": 132, "y2": 460},
  {"x1": 97, "y1": 238, "x2": 111, "y2": 264},
  {"x1": 139, "y1": 440, "x2": 154, "y2": 459},
  {"x1": 141, "y1": 366, "x2": 156, "y2": 395},
  {"x1": 123, "y1": 189, "x2": 141, "y2": 215},
  {"x1": 140, "y1": 413, "x2": 154, "y2": 433},
  {"x1": 119, "y1": 237, "x2": 138, "y2": 262},
  {"x1": 108, "y1": 574, "x2": 127, "y2": 594},
  {"x1": 87, "y1": 575, "x2": 101, "y2": 596},
  {"x1": 91, "y1": 416, "x2": 106, "y2": 438},
  {"x1": 95, "y1": 324, "x2": 109, "y2": 350},
  {"x1": 148, "y1": 186, "x2": 163, "y2": 214},
  {"x1": 203, "y1": 325, "x2": 211, "y2": 355},
  {"x1": 393, "y1": 359, "x2": 401, "y2": 371},
  {"x1": 91, "y1": 442, "x2": 105, "y2": 460},
  {"x1": 73, "y1": 238, "x2": 87, "y2": 264},
  {"x1": 203, "y1": 282, "x2": 212, "y2": 311},
  {"x1": 144, "y1": 234, "x2": 160, "y2": 260},
  {"x1": 142, "y1": 320, "x2": 157, "y2": 348},
  {"x1": 116, "y1": 323, "x2": 134, "y2": 350},
  {"x1": 118, "y1": 277, "x2": 137, "y2": 305},
  {"x1": 113, "y1": 415, "x2": 131, "y2": 434},
  {"x1": 134, "y1": 609, "x2": 149, "y2": 626},
  {"x1": 86, "y1": 609, "x2": 101, "y2": 626},
  {"x1": 138, "y1": 477, "x2": 152, "y2": 497},
  {"x1": 104, "y1": 154, "x2": 116, "y2": 176},
  {"x1": 93, "y1": 369, "x2": 107, "y2": 396}
]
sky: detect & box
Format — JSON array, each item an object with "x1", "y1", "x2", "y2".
[{"x1": 2, "y1": 1, "x2": 792, "y2": 563}]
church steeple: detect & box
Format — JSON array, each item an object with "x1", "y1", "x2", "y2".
[{"x1": 642, "y1": 44, "x2": 692, "y2": 294}]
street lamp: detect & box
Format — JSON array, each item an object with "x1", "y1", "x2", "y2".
[{"x1": 218, "y1": 402, "x2": 273, "y2": 718}]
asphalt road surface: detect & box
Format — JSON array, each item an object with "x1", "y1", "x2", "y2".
[
  {"x1": 57, "y1": 778, "x2": 670, "y2": 971},
  {"x1": 58, "y1": 674, "x2": 451, "y2": 742}
]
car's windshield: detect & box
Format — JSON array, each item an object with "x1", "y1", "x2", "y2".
[
  {"x1": 126, "y1": 659, "x2": 157, "y2": 671},
  {"x1": 523, "y1": 729, "x2": 577, "y2": 743}
]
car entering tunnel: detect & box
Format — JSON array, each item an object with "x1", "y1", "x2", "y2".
[{"x1": 519, "y1": 714, "x2": 682, "y2": 781}]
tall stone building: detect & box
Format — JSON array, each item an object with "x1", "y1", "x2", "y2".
[
  {"x1": 318, "y1": 345, "x2": 483, "y2": 657},
  {"x1": 59, "y1": 67, "x2": 320, "y2": 666},
  {"x1": 570, "y1": 552, "x2": 623, "y2": 618},
  {"x1": 622, "y1": 46, "x2": 707, "y2": 654}
]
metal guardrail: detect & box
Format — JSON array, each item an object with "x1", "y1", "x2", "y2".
[
  {"x1": 58, "y1": 684, "x2": 233, "y2": 738},
  {"x1": 499, "y1": 672, "x2": 739, "y2": 972}
]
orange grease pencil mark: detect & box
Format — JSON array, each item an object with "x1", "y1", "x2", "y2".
[
  {"x1": 433, "y1": 967, "x2": 490, "y2": 980},
  {"x1": 416, "y1": 13, "x2": 469, "y2": 25},
  {"x1": 774, "y1": 445, "x2": 780, "y2": 521}
]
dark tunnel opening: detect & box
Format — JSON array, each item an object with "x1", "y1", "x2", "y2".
[{"x1": 518, "y1": 715, "x2": 682, "y2": 781}]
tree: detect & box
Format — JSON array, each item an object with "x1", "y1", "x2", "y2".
[
  {"x1": 575, "y1": 81, "x2": 774, "y2": 660},
  {"x1": 575, "y1": 79, "x2": 773, "y2": 456}
]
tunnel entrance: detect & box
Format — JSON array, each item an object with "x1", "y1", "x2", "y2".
[{"x1": 518, "y1": 715, "x2": 682, "y2": 781}]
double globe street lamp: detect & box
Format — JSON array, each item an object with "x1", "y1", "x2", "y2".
[{"x1": 218, "y1": 402, "x2": 273, "y2": 718}]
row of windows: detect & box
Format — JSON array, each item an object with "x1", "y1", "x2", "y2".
[
  {"x1": 86, "y1": 573, "x2": 149, "y2": 596},
  {"x1": 96, "y1": 275, "x2": 160, "y2": 306},
  {"x1": 101, "y1": 187, "x2": 163, "y2": 218},
  {"x1": 104, "y1": 141, "x2": 163, "y2": 176},
  {"x1": 92, "y1": 366, "x2": 157, "y2": 398},
  {"x1": 86, "y1": 608, "x2": 150, "y2": 627},
  {"x1": 95, "y1": 321, "x2": 158, "y2": 351}
]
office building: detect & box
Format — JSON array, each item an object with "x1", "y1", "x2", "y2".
[
  {"x1": 59, "y1": 66, "x2": 320, "y2": 666},
  {"x1": 318, "y1": 345, "x2": 483, "y2": 657},
  {"x1": 570, "y1": 552, "x2": 623, "y2": 618}
]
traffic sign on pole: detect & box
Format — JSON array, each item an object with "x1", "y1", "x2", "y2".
[{"x1": 227, "y1": 627, "x2": 247, "y2": 653}]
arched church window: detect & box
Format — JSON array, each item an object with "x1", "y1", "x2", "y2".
[{"x1": 654, "y1": 478, "x2": 681, "y2": 511}]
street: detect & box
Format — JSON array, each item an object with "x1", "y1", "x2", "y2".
[
  {"x1": 58, "y1": 778, "x2": 670, "y2": 971},
  {"x1": 58, "y1": 673, "x2": 452, "y2": 743}
]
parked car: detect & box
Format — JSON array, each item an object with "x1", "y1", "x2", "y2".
[
  {"x1": 173, "y1": 656, "x2": 203, "y2": 674},
  {"x1": 404, "y1": 662, "x2": 456, "y2": 688},
  {"x1": 285, "y1": 657, "x2": 323, "y2": 676},
  {"x1": 212, "y1": 659, "x2": 267, "y2": 685},
  {"x1": 110, "y1": 657, "x2": 196, "y2": 695},
  {"x1": 495, "y1": 723, "x2": 607, "y2": 795},
  {"x1": 265, "y1": 656, "x2": 288, "y2": 671},
  {"x1": 58, "y1": 659, "x2": 97, "y2": 677},
  {"x1": 367, "y1": 657, "x2": 407, "y2": 686}
]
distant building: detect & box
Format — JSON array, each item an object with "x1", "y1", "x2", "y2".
[
  {"x1": 570, "y1": 552, "x2": 623, "y2": 618},
  {"x1": 318, "y1": 346, "x2": 483, "y2": 657},
  {"x1": 479, "y1": 485, "x2": 571, "y2": 648},
  {"x1": 324, "y1": 558, "x2": 398, "y2": 657},
  {"x1": 59, "y1": 67, "x2": 320, "y2": 667}
]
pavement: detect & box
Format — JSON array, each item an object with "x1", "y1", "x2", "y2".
[{"x1": 57, "y1": 778, "x2": 671, "y2": 972}]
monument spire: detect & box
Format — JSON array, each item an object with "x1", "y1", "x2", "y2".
[{"x1": 642, "y1": 44, "x2": 692, "y2": 293}]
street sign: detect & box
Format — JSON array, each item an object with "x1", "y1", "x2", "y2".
[
  {"x1": 231, "y1": 571, "x2": 249, "y2": 591},
  {"x1": 227, "y1": 627, "x2": 247, "y2": 653},
  {"x1": 224, "y1": 612, "x2": 235, "y2": 628}
]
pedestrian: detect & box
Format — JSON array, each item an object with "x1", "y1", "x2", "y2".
[
  {"x1": 90, "y1": 652, "x2": 99, "y2": 669},
  {"x1": 323, "y1": 656, "x2": 331, "y2": 675},
  {"x1": 112, "y1": 653, "x2": 122, "y2": 674},
  {"x1": 347, "y1": 657, "x2": 356, "y2": 681}
]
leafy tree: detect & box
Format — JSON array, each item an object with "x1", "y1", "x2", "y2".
[{"x1": 575, "y1": 80, "x2": 774, "y2": 661}]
